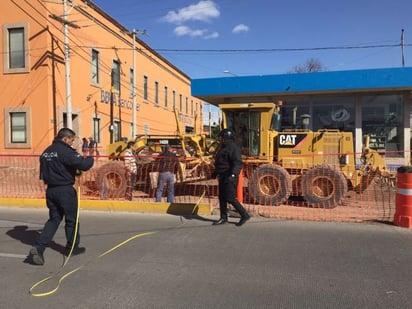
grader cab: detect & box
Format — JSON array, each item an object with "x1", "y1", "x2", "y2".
[{"x1": 219, "y1": 101, "x2": 392, "y2": 208}]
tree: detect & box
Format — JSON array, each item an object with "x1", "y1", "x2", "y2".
[{"x1": 289, "y1": 58, "x2": 326, "y2": 73}]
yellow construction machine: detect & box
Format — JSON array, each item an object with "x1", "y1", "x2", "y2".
[
  {"x1": 93, "y1": 109, "x2": 215, "y2": 198},
  {"x1": 218, "y1": 101, "x2": 393, "y2": 208}
]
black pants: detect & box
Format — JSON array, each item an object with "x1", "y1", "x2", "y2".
[
  {"x1": 35, "y1": 185, "x2": 79, "y2": 251},
  {"x1": 218, "y1": 175, "x2": 248, "y2": 220}
]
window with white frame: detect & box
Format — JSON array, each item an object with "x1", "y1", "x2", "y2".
[
  {"x1": 4, "y1": 107, "x2": 31, "y2": 148},
  {"x1": 91, "y1": 49, "x2": 99, "y2": 84},
  {"x1": 11, "y1": 112, "x2": 26, "y2": 143},
  {"x1": 3, "y1": 23, "x2": 29, "y2": 73},
  {"x1": 93, "y1": 117, "x2": 100, "y2": 143},
  {"x1": 113, "y1": 120, "x2": 120, "y2": 142}
]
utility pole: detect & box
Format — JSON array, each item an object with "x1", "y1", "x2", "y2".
[
  {"x1": 128, "y1": 29, "x2": 145, "y2": 137},
  {"x1": 208, "y1": 103, "x2": 212, "y2": 137},
  {"x1": 132, "y1": 29, "x2": 137, "y2": 137},
  {"x1": 50, "y1": 1, "x2": 80, "y2": 129},
  {"x1": 63, "y1": 0, "x2": 72, "y2": 129},
  {"x1": 110, "y1": 70, "x2": 114, "y2": 144}
]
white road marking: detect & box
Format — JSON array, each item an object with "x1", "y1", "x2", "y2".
[{"x1": 0, "y1": 253, "x2": 27, "y2": 259}]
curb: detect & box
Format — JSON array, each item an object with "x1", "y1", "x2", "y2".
[{"x1": 0, "y1": 198, "x2": 212, "y2": 216}]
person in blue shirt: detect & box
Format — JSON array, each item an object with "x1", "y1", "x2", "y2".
[{"x1": 155, "y1": 145, "x2": 179, "y2": 203}]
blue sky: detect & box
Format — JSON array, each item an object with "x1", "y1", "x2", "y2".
[{"x1": 91, "y1": 0, "x2": 412, "y2": 123}]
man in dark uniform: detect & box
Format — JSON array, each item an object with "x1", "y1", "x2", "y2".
[
  {"x1": 212, "y1": 128, "x2": 250, "y2": 226},
  {"x1": 29, "y1": 128, "x2": 94, "y2": 265}
]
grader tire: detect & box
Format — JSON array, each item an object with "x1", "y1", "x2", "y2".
[
  {"x1": 248, "y1": 164, "x2": 292, "y2": 206},
  {"x1": 302, "y1": 164, "x2": 348, "y2": 209},
  {"x1": 96, "y1": 162, "x2": 127, "y2": 198}
]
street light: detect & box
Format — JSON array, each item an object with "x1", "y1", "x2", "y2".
[{"x1": 223, "y1": 70, "x2": 238, "y2": 76}]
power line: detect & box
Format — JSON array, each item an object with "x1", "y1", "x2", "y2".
[
  {"x1": 154, "y1": 43, "x2": 411, "y2": 53},
  {"x1": 67, "y1": 42, "x2": 411, "y2": 54}
]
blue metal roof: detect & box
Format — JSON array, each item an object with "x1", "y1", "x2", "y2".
[{"x1": 191, "y1": 67, "x2": 412, "y2": 105}]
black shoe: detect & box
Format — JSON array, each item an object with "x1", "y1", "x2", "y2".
[
  {"x1": 29, "y1": 246, "x2": 44, "y2": 265},
  {"x1": 236, "y1": 214, "x2": 251, "y2": 226},
  {"x1": 212, "y1": 218, "x2": 228, "y2": 225},
  {"x1": 65, "y1": 246, "x2": 86, "y2": 256}
]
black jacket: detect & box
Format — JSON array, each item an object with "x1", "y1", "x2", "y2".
[
  {"x1": 214, "y1": 140, "x2": 243, "y2": 176},
  {"x1": 156, "y1": 150, "x2": 178, "y2": 173},
  {"x1": 40, "y1": 139, "x2": 94, "y2": 186}
]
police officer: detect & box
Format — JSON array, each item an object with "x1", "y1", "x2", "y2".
[
  {"x1": 29, "y1": 128, "x2": 94, "y2": 265},
  {"x1": 212, "y1": 128, "x2": 250, "y2": 226}
]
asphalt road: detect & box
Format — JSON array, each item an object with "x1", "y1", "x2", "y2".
[{"x1": 1, "y1": 207, "x2": 412, "y2": 309}]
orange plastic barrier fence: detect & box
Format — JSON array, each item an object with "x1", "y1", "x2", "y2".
[
  {"x1": 394, "y1": 166, "x2": 412, "y2": 228},
  {"x1": 237, "y1": 169, "x2": 243, "y2": 203},
  {"x1": 0, "y1": 153, "x2": 398, "y2": 223}
]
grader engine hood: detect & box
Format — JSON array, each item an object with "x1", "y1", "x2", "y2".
[
  {"x1": 276, "y1": 132, "x2": 314, "y2": 169},
  {"x1": 276, "y1": 130, "x2": 356, "y2": 169}
]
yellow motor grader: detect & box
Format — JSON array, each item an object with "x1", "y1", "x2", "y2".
[
  {"x1": 93, "y1": 109, "x2": 215, "y2": 198},
  {"x1": 218, "y1": 101, "x2": 393, "y2": 208}
]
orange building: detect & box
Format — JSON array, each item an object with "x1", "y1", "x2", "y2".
[{"x1": 0, "y1": 0, "x2": 203, "y2": 154}]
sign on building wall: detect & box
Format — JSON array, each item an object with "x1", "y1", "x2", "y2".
[{"x1": 100, "y1": 89, "x2": 139, "y2": 111}]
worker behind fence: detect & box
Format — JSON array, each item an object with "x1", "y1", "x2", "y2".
[
  {"x1": 212, "y1": 128, "x2": 250, "y2": 226},
  {"x1": 124, "y1": 141, "x2": 137, "y2": 201},
  {"x1": 29, "y1": 128, "x2": 94, "y2": 265},
  {"x1": 155, "y1": 145, "x2": 179, "y2": 203}
]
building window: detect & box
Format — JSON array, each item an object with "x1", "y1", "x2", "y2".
[
  {"x1": 93, "y1": 117, "x2": 100, "y2": 143},
  {"x1": 312, "y1": 97, "x2": 355, "y2": 133},
  {"x1": 362, "y1": 94, "x2": 403, "y2": 157},
  {"x1": 155, "y1": 81, "x2": 159, "y2": 105},
  {"x1": 191, "y1": 100, "x2": 193, "y2": 116},
  {"x1": 164, "y1": 86, "x2": 168, "y2": 108},
  {"x1": 91, "y1": 49, "x2": 99, "y2": 84},
  {"x1": 112, "y1": 60, "x2": 120, "y2": 93},
  {"x1": 10, "y1": 112, "x2": 26, "y2": 143},
  {"x1": 185, "y1": 97, "x2": 188, "y2": 114},
  {"x1": 4, "y1": 107, "x2": 31, "y2": 148},
  {"x1": 143, "y1": 123, "x2": 150, "y2": 135},
  {"x1": 143, "y1": 76, "x2": 148, "y2": 101},
  {"x1": 129, "y1": 68, "x2": 134, "y2": 98},
  {"x1": 3, "y1": 23, "x2": 29, "y2": 73},
  {"x1": 172, "y1": 90, "x2": 176, "y2": 111},
  {"x1": 179, "y1": 94, "x2": 182, "y2": 112},
  {"x1": 113, "y1": 120, "x2": 120, "y2": 142}
]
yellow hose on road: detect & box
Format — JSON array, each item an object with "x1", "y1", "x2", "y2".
[
  {"x1": 29, "y1": 183, "x2": 207, "y2": 297},
  {"x1": 30, "y1": 182, "x2": 155, "y2": 297}
]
